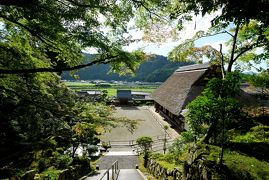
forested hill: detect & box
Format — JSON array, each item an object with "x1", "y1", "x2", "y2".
[{"x1": 61, "y1": 54, "x2": 193, "y2": 82}]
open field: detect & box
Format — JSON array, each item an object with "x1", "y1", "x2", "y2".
[{"x1": 64, "y1": 81, "x2": 159, "y2": 96}]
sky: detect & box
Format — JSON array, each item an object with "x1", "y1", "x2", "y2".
[
  {"x1": 121, "y1": 13, "x2": 268, "y2": 72},
  {"x1": 123, "y1": 11, "x2": 230, "y2": 56}
]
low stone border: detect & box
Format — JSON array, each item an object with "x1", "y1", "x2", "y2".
[{"x1": 146, "y1": 158, "x2": 182, "y2": 180}]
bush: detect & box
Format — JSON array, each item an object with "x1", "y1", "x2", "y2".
[
  {"x1": 137, "y1": 136, "x2": 153, "y2": 167},
  {"x1": 39, "y1": 167, "x2": 61, "y2": 179},
  {"x1": 38, "y1": 158, "x2": 50, "y2": 172},
  {"x1": 136, "y1": 136, "x2": 153, "y2": 153},
  {"x1": 72, "y1": 156, "x2": 92, "y2": 175},
  {"x1": 55, "y1": 155, "x2": 73, "y2": 169}
]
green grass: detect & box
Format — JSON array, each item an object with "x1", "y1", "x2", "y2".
[
  {"x1": 206, "y1": 144, "x2": 269, "y2": 180},
  {"x1": 64, "y1": 81, "x2": 96, "y2": 87},
  {"x1": 38, "y1": 167, "x2": 61, "y2": 179},
  {"x1": 138, "y1": 155, "x2": 157, "y2": 180},
  {"x1": 64, "y1": 82, "x2": 157, "y2": 96},
  {"x1": 224, "y1": 151, "x2": 269, "y2": 180}
]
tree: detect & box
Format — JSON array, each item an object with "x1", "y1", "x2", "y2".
[
  {"x1": 186, "y1": 72, "x2": 244, "y2": 144},
  {"x1": 186, "y1": 72, "x2": 249, "y2": 164},
  {"x1": 0, "y1": 0, "x2": 154, "y2": 75},
  {"x1": 136, "y1": 136, "x2": 153, "y2": 167},
  {"x1": 168, "y1": 20, "x2": 269, "y2": 74},
  {"x1": 134, "y1": 0, "x2": 269, "y2": 74}
]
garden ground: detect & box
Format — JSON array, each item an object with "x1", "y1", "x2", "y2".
[{"x1": 100, "y1": 106, "x2": 179, "y2": 143}]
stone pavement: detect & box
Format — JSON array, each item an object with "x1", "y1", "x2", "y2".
[
  {"x1": 96, "y1": 151, "x2": 139, "y2": 170},
  {"x1": 85, "y1": 105, "x2": 180, "y2": 179},
  {"x1": 100, "y1": 106, "x2": 165, "y2": 142},
  {"x1": 85, "y1": 169, "x2": 145, "y2": 180},
  {"x1": 147, "y1": 106, "x2": 179, "y2": 140},
  {"x1": 84, "y1": 170, "x2": 107, "y2": 180},
  {"x1": 85, "y1": 150, "x2": 145, "y2": 180},
  {"x1": 117, "y1": 169, "x2": 144, "y2": 180}
]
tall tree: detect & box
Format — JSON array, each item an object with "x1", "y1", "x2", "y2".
[
  {"x1": 134, "y1": 0, "x2": 269, "y2": 73},
  {"x1": 168, "y1": 20, "x2": 269, "y2": 73},
  {"x1": 0, "y1": 0, "x2": 154, "y2": 75}
]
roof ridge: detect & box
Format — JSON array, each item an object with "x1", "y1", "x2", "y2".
[{"x1": 175, "y1": 63, "x2": 211, "y2": 72}]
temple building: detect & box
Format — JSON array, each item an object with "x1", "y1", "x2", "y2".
[{"x1": 151, "y1": 63, "x2": 221, "y2": 131}]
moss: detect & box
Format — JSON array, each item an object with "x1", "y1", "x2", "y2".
[
  {"x1": 224, "y1": 151, "x2": 269, "y2": 180},
  {"x1": 39, "y1": 167, "x2": 61, "y2": 179},
  {"x1": 138, "y1": 155, "x2": 157, "y2": 180},
  {"x1": 231, "y1": 125, "x2": 269, "y2": 143}
]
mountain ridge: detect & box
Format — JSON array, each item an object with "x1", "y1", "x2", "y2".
[{"x1": 61, "y1": 54, "x2": 193, "y2": 82}]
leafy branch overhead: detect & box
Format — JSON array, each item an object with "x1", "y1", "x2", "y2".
[
  {"x1": 134, "y1": 0, "x2": 269, "y2": 73},
  {"x1": 0, "y1": 0, "x2": 150, "y2": 74}
]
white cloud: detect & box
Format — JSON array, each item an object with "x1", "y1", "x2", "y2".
[{"x1": 124, "y1": 10, "x2": 223, "y2": 56}]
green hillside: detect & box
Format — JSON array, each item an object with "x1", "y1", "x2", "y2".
[{"x1": 61, "y1": 54, "x2": 193, "y2": 82}]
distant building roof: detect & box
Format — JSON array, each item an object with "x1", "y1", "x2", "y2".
[
  {"x1": 151, "y1": 63, "x2": 218, "y2": 115},
  {"x1": 131, "y1": 92, "x2": 151, "y2": 96},
  {"x1": 117, "y1": 90, "x2": 132, "y2": 100},
  {"x1": 76, "y1": 90, "x2": 102, "y2": 96},
  {"x1": 86, "y1": 90, "x2": 102, "y2": 95}
]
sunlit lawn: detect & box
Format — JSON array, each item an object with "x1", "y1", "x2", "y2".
[{"x1": 64, "y1": 81, "x2": 157, "y2": 96}]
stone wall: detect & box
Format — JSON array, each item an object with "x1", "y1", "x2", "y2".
[
  {"x1": 144, "y1": 144, "x2": 228, "y2": 180},
  {"x1": 145, "y1": 158, "x2": 182, "y2": 180}
]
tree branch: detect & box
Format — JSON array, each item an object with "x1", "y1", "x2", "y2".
[
  {"x1": 193, "y1": 31, "x2": 234, "y2": 41},
  {"x1": 131, "y1": 0, "x2": 169, "y2": 22},
  {"x1": 228, "y1": 23, "x2": 240, "y2": 72},
  {"x1": 0, "y1": 0, "x2": 38, "y2": 7},
  {"x1": 219, "y1": 44, "x2": 225, "y2": 78},
  {"x1": 0, "y1": 86, "x2": 68, "y2": 116},
  {"x1": 64, "y1": 0, "x2": 107, "y2": 8},
  {"x1": 0, "y1": 15, "x2": 57, "y2": 49},
  {"x1": 0, "y1": 55, "x2": 119, "y2": 74}
]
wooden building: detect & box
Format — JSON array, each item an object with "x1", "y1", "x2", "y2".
[
  {"x1": 117, "y1": 90, "x2": 132, "y2": 104},
  {"x1": 151, "y1": 63, "x2": 221, "y2": 131}
]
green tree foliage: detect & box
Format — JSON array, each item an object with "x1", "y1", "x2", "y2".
[
  {"x1": 168, "y1": 20, "x2": 269, "y2": 73},
  {"x1": 186, "y1": 72, "x2": 246, "y2": 144},
  {"x1": 136, "y1": 136, "x2": 153, "y2": 167},
  {"x1": 137, "y1": 136, "x2": 153, "y2": 153},
  {"x1": 248, "y1": 71, "x2": 269, "y2": 88},
  {"x1": 0, "y1": 71, "x2": 122, "y2": 177},
  {"x1": 0, "y1": 1, "x2": 153, "y2": 177},
  {"x1": 134, "y1": 1, "x2": 269, "y2": 73},
  {"x1": 0, "y1": 0, "x2": 153, "y2": 75}
]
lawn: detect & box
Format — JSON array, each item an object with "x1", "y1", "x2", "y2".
[{"x1": 64, "y1": 81, "x2": 158, "y2": 96}]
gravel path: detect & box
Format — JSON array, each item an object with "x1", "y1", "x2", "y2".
[{"x1": 100, "y1": 106, "x2": 166, "y2": 142}]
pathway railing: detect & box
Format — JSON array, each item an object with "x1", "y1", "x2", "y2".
[
  {"x1": 100, "y1": 160, "x2": 120, "y2": 180},
  {"x1": 106, "y1": 134, "x2": 171, "y2": 146}
]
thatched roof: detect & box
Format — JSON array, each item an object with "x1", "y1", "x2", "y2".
[{"x1": 151, "y1": 63, "x2": 213, "y2": 116}]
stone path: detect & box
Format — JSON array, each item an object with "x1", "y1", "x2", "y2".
[
  {"x1": 84, "y1": 170, "x2": 107, "y2": 180},
  {"x1": 85, "y1": 105, "x2": 180, "y2": 179},
  {"x1": 85, "y1": 169, "x2": 144, "y2": 180},
  {"x1": 86, "y1": 150, "x2": 145, "y2": 179},
  {"x1": 96, "y1": 150, "x2": 138, "y2": 170},
  {"x1": 147, "y1": 106, "x2": 179, "y2": 140},
  {"x1": 117, "y1": 169, "x2": 144, "y2": 180}
]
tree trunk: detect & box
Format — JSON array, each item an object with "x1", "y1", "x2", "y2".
[
  {"x1": 228, "y1": 23, "x2": 240, "y2": 72},
  {"x1": 202, "y1": 120, "x2": 218, "y2": 144}
]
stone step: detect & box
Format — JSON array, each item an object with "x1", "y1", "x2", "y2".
[
  {"x1": 97, "y1": 154, "x2": 139, "y2": 170},
  {"x1": 117, "y1": 169, "x2": 145, "y2": 180}
]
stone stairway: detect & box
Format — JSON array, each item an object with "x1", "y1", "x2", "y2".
[{"x1": 85, "y1": 150, "x2": 145, "y2": 179}]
